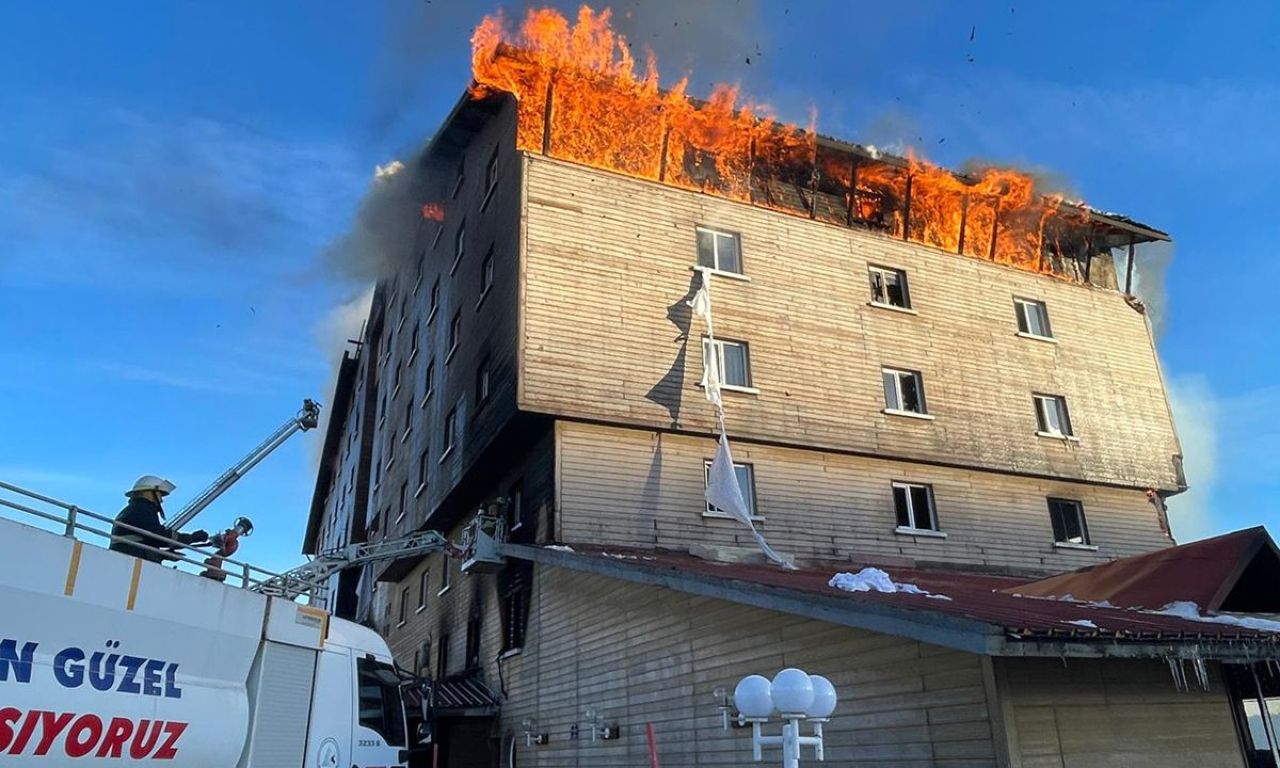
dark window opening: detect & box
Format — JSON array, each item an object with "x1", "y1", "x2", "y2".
[
  {"x1": 869, "y1": 266, "x2": 911, "y2": 308},
  {"x1": 465, "y1": 613, "x2": 482, "y2": 671},
  {"x1": 1048, "y1": 497, "x2": 1090, "y2": 545}
]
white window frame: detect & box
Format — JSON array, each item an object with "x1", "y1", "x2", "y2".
[
  {"x1": 397, "y1": 585, "x2": 410, "y2": 627},
  {"x1": 482, "y1": 147, "x2": 499, "y2": 211},
  {"x1": 868, "y1": 265, "x2": 913, "y2": 311},
  {"x1": 702, "y1": 459, "x2": 762, "y2": 520},
  {"x1": 438, "y1": 553, "x2": 453, "y2": 595},
  {"x1": 1014, "y1": 298, "x2": 1054, "y2": 341},
  {"x1": 702, "y1": 338, "x2": 756, "y2": 393},
  {"x1": 1034, "y1": 394, "x2": 1075, "y2": 439},
  {"x1": 417, "y1": 568, "x2": 430, "y2": 612},
  {"x1": 421, "y1": 358, "x2": 436, "y2": 409},
  {"x1": 394, "y1": 481, "x2": 408, "y2": 525},
  {"x1": 882, "y1": 367, "x2": 932, "y2": 418},
  {"x1": 415, "y1": 448, "x2": 428, "y2": 498},
  {"x1": 695, "y1": 226, "x2": 744, "y2": 276},
  {"x1": 891, "y1": 481, "x2": 945, "y2": 537}
]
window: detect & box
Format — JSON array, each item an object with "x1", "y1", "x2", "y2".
[
  {"x1": 447, "y1": 311, "x2": 461, "y2": 361},
  {"x1": 452, "y1": 154, "x2": 465, "y2": 198},
  {"x1": 372, "y1": 453, "x2": 382, "y2": 490},
  {"x1": 1015, "y1": 298, "x2": 1052, "y2": 338},
  {"x1": 418, "y1": 640, "x2": 430, "y2": 674},
  {"x1": 416, "y1": 448, "x2": 428, "y2": 496},
  {"x1": 703, "y1": 459, "x2": 757, "y2": 519},
  {"x1": 418, "y1": 568, "x2": 430, "y2": 610},
  {"x1": 703, "y1": 338, "x2": 752, "y2": 389},
  {"x1": 414, "y1": 254, "x2": 424, "y2": 294},
  {"x1": 409, "y1": 324, "x2": 419, "y2": 363},
  {"x1": 422, "y1": 358, "x2": 436, "y2": 407},
  {"x1": 357, "y1": 657, "x2": 407, "y2": 746},
  {"x1": 451, "y1": 222, "x2": 466, "y2": 275},
  {"x1": 397, "y1": 289, "x2": 407, "y2": 331},
  {"x1": 482, "y1": 147, "x2": 499, "y2": 210},
  {"x1": 377, "y1": 389, "x2": 387, "y2": 425},
  {"x1": 441, "y1": 407, "x2": 456, "y2": 459},
  {"x1": 436, "y1": 633, "x2": 450, "y2": 677},
  {"x1": 439, "y1": 553, "x2": 453, "y2": 593},
  {"x1": 500, "y1": 564, "x2": 532, "y2": 652},
  {"x1": 398, "y1": 586, "x2": 409, "y2": 625},
  {"x1": 892, "y1": 482, "x2": 939, "y2": 532},
  {"x1": 1048, "y1": 498, "x2": 1090, "y2": 546},
  {"x1": 465, "y1": 613, "x2": 481, "y2": 670},
  {"x1": 696, "y1": 226, "x2": 743, "y2": 274},
  {"x1": 506, "y1": 481, "x2": 523, "y2": 532},
  {"x1": 392, "y1": 361, "x2": 402, "y2": 399},
  {"x1": 402, "y1": 400, "x2": 413, "y2": 442},
  {"x1": 395, "y1": 481, "x2": 407, "y2": 524},
  {"x1": 869, "y1": 265, "x2": 911, "y2": 309},
  {"x1": 385, "y1": 432, "x2": 395, "y2": 466},
  {"x1": 428, "y1": 278, "x2": 440, "y2": 324},
  {"x1": 1034, "y1": 394, "x2": 1074, "y2": 437},
  {"x1": 478, "y1": 246, "x2": 495, "y2": 301},
  {"x1": 882, "y1": 368, "x2": 928, "y2": 415},
  {"x1": 476, "y1": 358, "x2": 492, "y2": 405}
]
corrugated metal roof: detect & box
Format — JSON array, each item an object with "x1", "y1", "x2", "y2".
[
  {"x1": 430, "y1": 673, "x2": 500, "y2": 715},
  {"x1": 531, "y1": 539, "x2": 1280, "y2": 649}
]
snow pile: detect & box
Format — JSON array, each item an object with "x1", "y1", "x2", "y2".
[
  {"x1": 544, "y1": 545, "x2": 575, "y2": 553},
  {"x1": 828, "y1": 568, "x2": 949, "y2": 600},
  {"x1": 1065, "y1": 619, "x2": 1098, "y2": 629},
  {"x1": 1154, "y1": 601, "x2": 1280, "y2": 633}
]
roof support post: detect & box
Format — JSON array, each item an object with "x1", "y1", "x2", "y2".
[
  {"x1": 846, "y1": 157, "x2": 860, "y2": 227},
  {"x1": 957, "y1": 193, "x2": 969, "y2": 255},
  {"x1": 1082, "y1": 218, "x2": 1095, "y2": 284},
  {"x1": 987, "y1": 201, "x2": 1001, "y2": 261},
  {"x1": 901, "y1": 173, "x2": 913, "y2": 241},
  {"x1": 658, "y1": 123, "x2": 671, "y2": 183},
  {"x1": 541, "y1": 75, "x2": 556, "y2": 156},
  {"x1": 1125, "y1": 234, "x2": 1137, "y2": 294}
]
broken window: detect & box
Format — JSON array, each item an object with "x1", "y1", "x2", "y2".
[
  {"x1": 1048, "y1": 498, "x2": 1090, "y2": 545},
  {"x1": 1015, "y1": 298, "x2": 1053, "y2": 338},
  {"x1": 882, "y1": 368, "x2": 927, "y2": 415},
  {"x1": 703, "y1": 338, "x2": 752, "y2": 389},
  {"x1": 695, "y1": 226, "x2": 743, "y2": 274},
  {"x1": 869, "y1": 265, "x2": 911, "y2": 309},
  {"x1": 1034, "y1": 394, "x2": 1073, "y2": 437},
  {"x1": 499, "y1": 561, "x2": 532, "y2": 653},
  {"x1": 703, "y1": 459, "x2": 757, "y2": 518},
  {"x1": 482, "y1": 146, "x2": 499, "y2": 211},
  {"x1": 892, "y1": 482, "x2": 938, "y2": 532}
]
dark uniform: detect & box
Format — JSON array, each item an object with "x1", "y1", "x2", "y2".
[{"x1": 109, "y1": 496, "x2": 206, "y2": 562}]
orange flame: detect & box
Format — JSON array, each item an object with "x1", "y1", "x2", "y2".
[
  {"x1": 422, "y1": 202, "x2": 445, "y2": 222},
  {"x1": 471, "y1": 5, "x2": 1092, "y2": 276}
]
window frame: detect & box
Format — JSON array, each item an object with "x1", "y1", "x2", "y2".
[
  {"x1": 438, "y1": 553, "x2": 453, "y2": 595},
  {"x1": 416, "y1": 448, "x2": 428, "y2": 497},
  {"x1": 1014, "y1": 297, "x2": 1054, "y2": 340},
  {"x1": 440, "y1": 407, "x2": 457, "y2": 461},
  {"x1": 1034, "y1": 393, "x2": 1075, "y2": 438},
  {"x1": 452, "y1": 154, "x2": 465, "y2": 199},
  {"x1": 397, "y1": 585, "x2": 410, "y2": 627},
  {"x1": 417, "y1": 568, "x2": 430, "y2": 612},
  {"x1": 701, "y1": 459, "x2": 762, "y2": 520},
  {"x1": 427, "y1": 277, "x2": 440, "y2": 325},
  {"x1": 421, "y1": 358, "x2": 435, "y2": 409},
  {"x1": 476, "y1": 357, "x2": 492, "y2": 407},
  {"x1": 446, "y1": 310, "x2": 461, "y2": 363},
  {"x1": 477, "y1": 246, "x2": 495, "y2": 306},
  {"x1": 695, "y1": 226, "x2": 745, "y2": 275},
  {"x1": 702, "y1": 337, "x2": 755, "y2": 392},
  {"x1": 482, "y1": 147, "x2": 499, "y2": 211},
  {"x1": 451, "y1": 221, "x2": 466, "y2": 275},
  {"x1": 395, "y1": 480, "x2": 408, "y2": 525},
  {"x1": 891, "y1": 481, "x2": 944, "y2": 536},
  {"x1": 882, "y1": 367, "x2": 931, "y2": 418},
  {"x1": 1047, "y1": 497, "x2": 1092, "y2": 548},
  {"x1": 868, "y1": 265, "x2": 913, "y2": 311}
]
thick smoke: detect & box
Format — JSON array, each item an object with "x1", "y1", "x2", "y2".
[{"x1": 321, "y1": 155, "x2": 432, "y2": 283}]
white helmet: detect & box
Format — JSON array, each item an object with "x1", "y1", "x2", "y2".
[{"x1": 127, "y1": 475, "x2": 176, "y2": 498}]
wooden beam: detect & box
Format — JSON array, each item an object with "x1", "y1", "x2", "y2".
[
  {"x1": 1125, "y1": 234, "x2": 1137, "y2": 294},
  {"x1": 901, "y1": 173, "x2": 913, "y2": 241}
]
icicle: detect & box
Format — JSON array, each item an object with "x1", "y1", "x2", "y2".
[{"x1": 1193, "y1": 657, "x2": 1209, "y2": 691}]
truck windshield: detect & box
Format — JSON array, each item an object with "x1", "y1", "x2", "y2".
[{"x1": 357, "y1": 657, "x2": 407, "y2": 747}]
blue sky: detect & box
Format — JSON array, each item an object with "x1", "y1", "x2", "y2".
[{"x1": 1, "y1": 1, "x2": 1276, "y2": 572}]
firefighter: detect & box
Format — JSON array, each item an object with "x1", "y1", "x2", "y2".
[{"x1": 109, "y1": 475, "x2": 208, "y2": 563}]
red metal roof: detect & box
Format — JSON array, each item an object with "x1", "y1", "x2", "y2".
[
  {"x1": 546, "y1": 541, "x2": 1280, "y2": 647},
  {"x1": 1006, "y1": 527, "x2": 1280, "y2": 612}
]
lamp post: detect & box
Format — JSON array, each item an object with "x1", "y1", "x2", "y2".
[{"x1": 733, "y1": 668, "x2": 838, "y2": 768}]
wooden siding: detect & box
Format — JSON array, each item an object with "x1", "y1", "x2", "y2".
[
  {"x1": 994, "y1": 657, "x2": 1242, "y2": 767},
  {"x1": 556, "y1": 421, "x2": 1172, "y2": 573},
  {"x1": 392, "y1": 564, "x2": 998, "y2": 767},
  {"x1": 520, "y1": 155, "x2": 1182, "y2": 492}
]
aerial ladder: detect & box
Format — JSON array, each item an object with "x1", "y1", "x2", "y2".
[{"x1": 165, "y1": 398, "x2": 321, "y2": 532}]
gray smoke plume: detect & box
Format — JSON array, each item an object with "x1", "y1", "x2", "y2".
[{"x1": 321, "y1": 154, "x2": 432, "y2": 283}]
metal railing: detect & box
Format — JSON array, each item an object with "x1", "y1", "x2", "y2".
[{"x1": 0, "y1": 480, "x2": 285, "y2": 592}]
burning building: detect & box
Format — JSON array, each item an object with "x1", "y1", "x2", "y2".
[{"x1": 304, "y1": 7, "x2": 1280, "y2": 767}]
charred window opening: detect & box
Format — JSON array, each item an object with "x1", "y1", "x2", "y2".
[
  {"x1": 499, "y1": 561, "x2": 533, "y2": 653},
  {"x1": 1048, "y1": 498, "x2": 1090, "y2": 546},
  {"x1": 893, "y1": 482, "x2": 939, "y2": 532},
  {"x1": 464, "y1": 611, "x2": 482, "y2": 670},
  {"x1": 869, "y1": 266, "x2": 911, "y2": 309},
  {"x1": 882, "y1": 368, "x2": 927, "y2": 416}
]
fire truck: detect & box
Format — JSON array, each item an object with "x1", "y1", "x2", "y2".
[{"x1": 0, "y1": 402, "x2": 506, "y2": 766}]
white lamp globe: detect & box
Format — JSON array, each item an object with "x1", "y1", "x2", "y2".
[
  {"x1": 734, "y1": 675, "x2": 774, "y2": 718},
  {"x1": 805, "y1": 675, "x2": 838, "y2": 719},
  {"x1": 771, "y1": 668, "x2": 815, "y2": 715}
]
